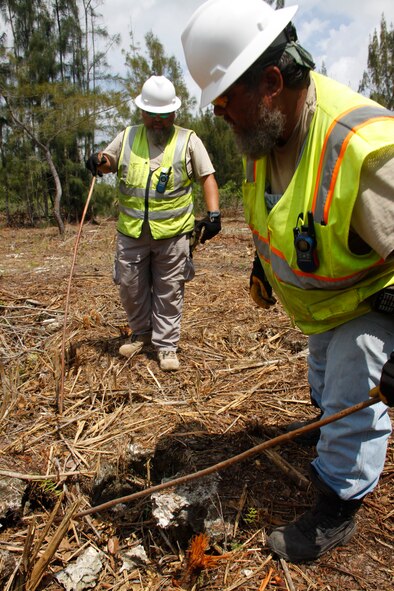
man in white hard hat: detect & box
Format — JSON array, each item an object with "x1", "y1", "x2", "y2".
[
  {"x1": 182, "y1": 0, "x2": 394, "y2": 562},
  {"x1": 86, "y1": 75, "x2": 220, "y2": 371}
]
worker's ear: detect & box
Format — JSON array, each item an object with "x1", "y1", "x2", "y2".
[{"x1": 260, "y1": 65, "x2": 283, "y2": 100}]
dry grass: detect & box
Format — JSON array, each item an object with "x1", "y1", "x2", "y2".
[{"x1": 0, "y1": 216, "x2": 393, "y2": 590}]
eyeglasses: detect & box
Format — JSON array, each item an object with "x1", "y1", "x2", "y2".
[{"x1": 145, "y1": 111, "x2": 172, "y2": 119}]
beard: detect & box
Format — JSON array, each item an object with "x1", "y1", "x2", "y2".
[
  {"x1": 234, "y1": 102, "x2": 285, "y2": 159},
  {"x1": 150, "y1": 126, "x2": 173, "y2": 146}
]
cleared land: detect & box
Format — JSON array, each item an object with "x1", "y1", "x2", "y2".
[{"x1": 0, "y1": 217, "x2": 393, "y2": 590}]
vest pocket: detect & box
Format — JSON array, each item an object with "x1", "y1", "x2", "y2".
[{"x1": 307, "y1": 288, "x2": 361, "y2": 321}]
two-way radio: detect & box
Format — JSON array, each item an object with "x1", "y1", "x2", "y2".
[
  {"x1": 293, "y1": 211, "x2": 319, "y2": 273},
  {"x1": 156, "y1": 167, "x2": 172, "y2": 193}
]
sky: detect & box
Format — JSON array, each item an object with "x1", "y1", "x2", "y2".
[{"x1": 98, "y1": 0, "x2": 393, "y2": 106}]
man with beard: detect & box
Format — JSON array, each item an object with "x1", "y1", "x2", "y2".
[
  {"x1": 181, "y1": 0, "x2": 394, "y2": 562},
  {"x1": 86, "y1": 75, "x2": 220, "y2": 371}
]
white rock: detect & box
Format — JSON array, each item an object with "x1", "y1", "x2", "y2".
[
  {"x1": 119, "y1": 545, "x2": 149, "y2": 572},
  {"x1": 55, "y1": 546, "x2": 103, "y2": 591}
]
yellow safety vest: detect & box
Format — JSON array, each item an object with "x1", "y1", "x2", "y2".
[
  {"x1": 243, "y1": 72, "x2": 394, "y2": 334},
  {"x1": 117, "y1": 125, "x2": 194, "y2": 239}
]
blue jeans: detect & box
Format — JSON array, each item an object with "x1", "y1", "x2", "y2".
[{"x1": 308, "y1": 311, "x2": 394, "y2": 500}]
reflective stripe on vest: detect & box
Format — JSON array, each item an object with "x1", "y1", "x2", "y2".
[
  {"x1": 251, "y1": 231, "x2": 380, "y2": 290},
  {"x1": 119, "y1": 202, "x2": 194, "y2": 220}
]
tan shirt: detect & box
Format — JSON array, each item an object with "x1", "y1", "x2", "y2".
[
  {"x1": 268, "y1": 80, "x2": 394, "y2": 259},
  {"x1": 103, "y1": 127, "x2": 215, "y2": 181}
]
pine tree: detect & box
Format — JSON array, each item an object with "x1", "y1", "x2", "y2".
[
  {"x1": 0, "y1": 0, "x2": 121, "y2": 231},
  {"x1": 359, "y1": 14, "x2": 394, "y2": 109}
]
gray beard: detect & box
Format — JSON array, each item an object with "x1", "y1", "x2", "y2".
[
  {"x1": 234, "y1": 104, "x2": 285, "y2": 159},
  {"x1": 150, "y1": 127, "x2": 173, "y2": 146}
]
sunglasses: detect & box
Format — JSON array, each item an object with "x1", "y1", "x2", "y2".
[
  {"x1": 145, "y1": 111, "x2": 172, "y2": 119},
  {"x1": 212, "y1": 95, "x2": 229, "y2": 108},
  {"x1": 212, "y1": 82, "x2": 238, "y2": 108}
]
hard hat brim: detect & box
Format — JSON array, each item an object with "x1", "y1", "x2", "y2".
[{"x1": 134, "y1": 94, "x2": 182, "y2": 113}]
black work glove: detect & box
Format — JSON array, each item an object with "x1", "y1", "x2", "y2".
[
  {"x1": 378, "y1": 352, "x2": 394, "y2": 406},
  {"x1": 195, "y1": 212, "x2": 221, "y2": 244},
  {"x1": 85, "y1": 152, "x2": 106, "y2": 177},
  {"x1": 249, "y1": 253, "x2": 276, "y2": 309}
]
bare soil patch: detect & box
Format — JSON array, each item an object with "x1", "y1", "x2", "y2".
[{"x1": 0, "y1": 217, "x2": 393, "y2": 590}]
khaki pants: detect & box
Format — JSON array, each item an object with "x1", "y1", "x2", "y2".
[{"x1": 113, "y1": 224, "x2": 195, "y2": 350}]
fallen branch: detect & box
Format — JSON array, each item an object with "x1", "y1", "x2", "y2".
[
  {"x1": 280, "y1": 559, "x2": 296, "y2": 591},
  {"x1": 76, "y1": 395, "x2": 380, "y2": 518},
  {"x1": 0, "y1": 469, "x2": 95, "y2": 481},
  {"x1": 27, "y1": 498, "x2": 80, "y2": 591},
  {"x1": 263, "y1": 448, "x2": 310, "y2": 490}
]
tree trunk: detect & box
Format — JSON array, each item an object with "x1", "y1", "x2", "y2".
[
  {"x1": 2, "y1": 96, "x2": 65, "y2": 236},
  {"x1": 44, "y1": 146, "x2": 64, "y2": 236}
]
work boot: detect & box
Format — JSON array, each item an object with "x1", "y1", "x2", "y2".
[
  {"x1": 158, "y1": 350, "x2": 180, "y2": 371},
  {"x1": 119, "y1": 332, "x2": 151, "y2": 357},
  {"x1": 285, "y1": 412, "x2": 323, "y2": 446},
  {"x1": 268, "y1": 467, "x2": 363, "y2": 562}
]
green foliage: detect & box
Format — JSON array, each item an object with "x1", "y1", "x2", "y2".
[
  {"x1": 243, "y1": 506, "x2": 259, "y2": 525},
  {"x1": 230, "y1": 541, "x2": 244, "y2": 551},
  {"x1": 39, "y1": 480, "x2": 62, "y2": 497},
  {"x1": 358, "y1": 14, "x2": 394, "y2": 109},
  {"x1": 220, "y1": 180, "x2": 243, "y2": 215},
  {"x1": 189, "y1": 110, "x2": 243, "y2": 188},
  {"x1": 0, "y1": 3, "x2": 245, "y2": 229},
  {"x1": 3, "y1": 0, "x2": 383, "y2": 231},
  {"x1": 191, "y1": 182, "x2": 204, "y2": 217},
  {"x1": 192, "y1": 178, "x2": 242, "y2": 219},
  {"x1": 0, "y1": 0, "x2": 121, "y2": 227},
  {"x1": 90, "y1": 180, "x2": 118, "y2": 218},
  {"x1": 319, "y1": 61, "x2": 328, "y2": 76}
]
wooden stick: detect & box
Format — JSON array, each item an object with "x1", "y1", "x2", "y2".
[
  {"x1": 29, "y1": 493, "x2": 65, "y2": 566},
  {"x1": 76, "y1": 395, "x2": 381, "y2": 518},
  {"x1": 0, "y1": 469, "x2": 94, "y2": 481},
  {"x1": 57, "y1": 175, "x2": 96, "y2": 414},
  {"x1": 263, "y1": 448, "x2": 310, "y2": 489},
  {"x1": 258, "y1": 567, "x2": 274, "y2": 591},
  {"x1": 27, "y1": 499, "x2": 80, "y2": 591},
  {"x1": 280, "y1": 559, "x2": 296, "y2": 591}
]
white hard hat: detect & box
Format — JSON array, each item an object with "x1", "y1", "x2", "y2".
[
  {"x1": 182, "y1": 0, "x2": 298, "y2": 108},
  {"x1": 134, "y1": 75, "x2": 181, "y2": 113}
]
